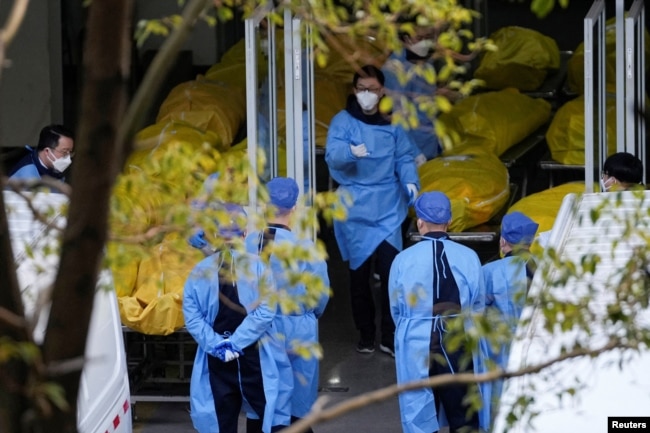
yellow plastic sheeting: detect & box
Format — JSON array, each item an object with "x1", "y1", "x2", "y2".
[
  {"x1": 439, "y1": 88, "x2": 552, "y2": 156},
  {"x1": 508, "y1": 182, "x2": 585, "y2": 254},
  {"x1": 129, "y1": 120, "x2": 223, "y2": 171},
  {"x1": 118, "y1": 233, "x2": 204, "y2": 335},
  {"x1": 156, "y1": 77, "x2": 246, "y2": 148},
  {"x1": 205, "y1": 38, "x2": 269, "y2": 91},
  {"x1": 546, "y1": 94, "x2": 617, "y2": 165},
  {"x1": 107, "y1": 242, "x2": 143, "y2": 298},
  {"x1": 566, "y1": 19, "x2": 650, "y2": 94},
  {"x1": 110, "y1": 178, "x2": 175, "y2": 237},
  {"x1": 417, "y1": 146, "x2": 510, "y2": 232},
  {"x1": 111, "y1": 123, "x2": 223, "y2": 237},
  {"x1": 474, "y1": 26, "x2": 560, "y2": 92}
]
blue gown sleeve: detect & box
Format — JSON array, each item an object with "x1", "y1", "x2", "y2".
[
  {"x1": 483, "y1": 263, "x2": 497, "y2": 307},
  {"x1": 388, "y1": 256, "x2": 401, "y2": 323},
  {"x1": 229, "y1": 262, "x2": 277, "y2": 350},
  {"x1": 325, "y1": 112, "x2": 357, "y2": 172},
  {"x1": 394, "y1": 126, "x2": 421, "y2": 187},
  {"x1": 311, "y1": 257, "x2": 330, "y2": 319},
  {"x1": 183, "y1": 261, "x2": 225, "y2": 356},
  {"x1": 9, "y1": 164, "x2": 41, "y2": 180}
]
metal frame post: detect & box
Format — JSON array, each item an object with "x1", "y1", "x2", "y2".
[{"x1": 584, "y1": 0, "x2": 606, "y2": 193}]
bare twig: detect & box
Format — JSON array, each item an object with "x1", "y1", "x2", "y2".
[
  {"x1": 117, "y1": 0, "x2": 212, "y2": 153},
  {"x1": 0, "y1": 306, "x2": 27, "y2": 330},
  {"x1": 280, "y1": 339, "x2": 627, "y2": 433},
  {"x1": 108, "y1": 224, "x2": 183, "y2": 243},
  {"x1": 1, "y1": 179, "x2": 69, "y2": 233},
  {"x1": 2, "y1": 176, "x2": 72, "y2": 198},
  {"x1": 0, "y1": 0, "x2": 29, "y2": 47}
]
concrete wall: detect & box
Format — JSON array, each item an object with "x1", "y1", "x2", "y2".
[{"x1": 0, "y1": 0, "x2": 62, "y2": 148}]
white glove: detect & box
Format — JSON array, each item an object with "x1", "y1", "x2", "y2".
[
  {"x1": 350, "y1": 143, "x2": 369, "y2": 158},
  {"x1": 414, "y1": 153, "x2": 427, "y2": 167},
  {"x1": 223, "y1": 349, "x2": 240, "y2": 362},
  {"x1": 406, "y1": 183, "x2": 418, "y2": 205}
]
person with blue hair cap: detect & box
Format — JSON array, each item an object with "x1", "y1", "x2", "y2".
[
  {"x1": 479, "y1": 210, "x2": 538, "y2": 427},
  {"x1": 245, "y1": 177, "x2": 330, "y2": 433},
  {"x1": 388, "y1": 191, "x2": 487, "y2": 433},
  {"x1": 325, "y1": 64, "x2": 420, "y2": 356},
  {"x1": 183, "y1": 203, "x2": 291, "y2": 433}
]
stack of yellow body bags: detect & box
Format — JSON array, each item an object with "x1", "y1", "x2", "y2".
[
  {"x1": 110, "y1": 122, "x2": 226, "y2": 335},
  {"x1": 421, "y1": 88, "x2": 552, "y2": 231}
]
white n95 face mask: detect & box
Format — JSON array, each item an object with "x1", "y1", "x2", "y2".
[
  {"x1": 409, "y1": 39, "x2": 433, "y2": 57},
  {"x1": 600, "y1": 176, "x2": 614, "y2": 192},
  {"x1": 48, "y1": 150, "x2": 72, "y2": 173},
  {"x1": 356, "y1": 91, "x2": 379, "y2": 111}
]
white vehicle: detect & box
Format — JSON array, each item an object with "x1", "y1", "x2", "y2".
[
  {"x1": 4, "y1": 190, "x2": 132, "y2": 433},
  {"x1": 492, "y1": 191, "x2": 650, "y2": 433}
]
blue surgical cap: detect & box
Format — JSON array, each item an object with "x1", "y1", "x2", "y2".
[
  {"x1": 501, "y1": 211, "x2": 539, "y2": 245},
  {"x1": 217, "y1": 203, "x2": 247, "y2": 238},
  {"x1": 414, "y1": 191, "x2": 452, "y2": 224},
  {"x1": 267, "y1": 177, "x2": 299, "y2": 210}
]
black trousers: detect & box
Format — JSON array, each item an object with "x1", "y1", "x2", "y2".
[
  {"x1": 208, "y1": 347, "x2": 266, "y2": 433},
  {"x1": 429, "y1": 347, "x2": 479, "y2": 433},
  {"x1": 349, "y1": 240, "x2": 398, "y2": 344}
]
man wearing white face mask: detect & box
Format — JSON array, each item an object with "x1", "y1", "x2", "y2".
[
  {"x1": 600, "y1": 152, "x2": 644, "y2": 192},
  {"x1": 326, "y1": 65, "x2": 420, "y2": 356},
  {"x1": 9, "y1": 124, "x2": 75, "y2": 182},
  {"x1": 382, "y1": 23, "x2": 442, "y2": 165}
]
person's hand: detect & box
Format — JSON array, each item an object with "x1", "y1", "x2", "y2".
[
  {"x1": 414, "y1": 153, "x2": 427, "y2": 167},
  {"x1": 350, "y1": 143, "x2": 369, "y2": 158},
  {"x1": 213, "y1": 340, "x2": 240, "y2": 362},
  {"x1": 188, "y1": 229, "x2": 208, "y2": 249},
  {"x1": 406, "y1": 184, "x2": 418, "y2": 206}
]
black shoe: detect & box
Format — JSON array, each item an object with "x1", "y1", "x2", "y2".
[
  {"x1": 379, "y1": 341, "x2": 395, "y2": 357},
  {"x1": 356, "y1": 339, "x2": 375, "y2": 353}
]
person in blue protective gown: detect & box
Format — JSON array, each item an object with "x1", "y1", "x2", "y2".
[
  {"x1": 183, "y1": 203, "x2": 290, "y2": 433},
  {"x1": 245, "y1": 177, "x2": 330, "y2": 433},
  {"x1": 9, "y1": 124, "x2": 75, "y2": 182},
  {"x1": 381, "y1": 24, "x2": 449, "y2": 165},
  {"x1": 388, "y1": 191, "x2": 487, "y2": 433},
  {"x1": 325, "y1": 64, "x2": 420, "y2": 355},
  {"x1": 480, "y1": 211, "x2": 538, "y2": 427}
]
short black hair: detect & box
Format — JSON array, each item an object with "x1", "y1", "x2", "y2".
[
  {"x1": 353, "y1": 65, "x2": 385, "y2": 87},
  {"x1": 603, "y1": 152, "x2": 643, "y2": 184},
  {"x1": 36, "y1": 124, "x2": 74, "y2": 151}
]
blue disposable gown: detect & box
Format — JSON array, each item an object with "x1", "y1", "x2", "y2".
[
  {"x1": 382, "y1": 51, "x2": 441, "y2": 160},
  {"x1": 325, "y1": 109, "x2": 420, "y2": 270},
  {"x1": 388, "y1": 234, "x2": 487, "y2": 433},
  {"x1": 9, "y1": 146, "x2": 66, "y2": 181},
  {"x1": 246, "y1": 226, "x2": 330, "y2": 417},
  {"x1": 183, "y1": 249, "x2": 287, "y2": 433},
  {"x1": 480, "y1": 252, "x2": 532, "y2": 427}
]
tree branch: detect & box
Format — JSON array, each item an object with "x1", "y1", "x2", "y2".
[
  {"x1": 280, "y1": 339, "x2": 627, "y2": 433},
  {"x1": 0, "y1": 306, "x2": 27, "y2": 330},
  {"x1": 117, "y1": 0, "x2": 212, "y2": 158},
  {"x1": 108, "y1": 224, "x2": 183, "y2": 243},
  {"x1": 0, "y1": 0, "x2": 29, "y2": 47}
]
